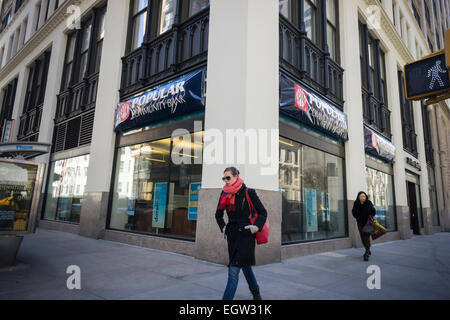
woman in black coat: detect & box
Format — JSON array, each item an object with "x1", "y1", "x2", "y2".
[
  {"x1": 352, "y1": 191, "x2": 376, "y2": 261},
  {"x1": 215, "y1": 167, "x2": 267, "y2": 300}
]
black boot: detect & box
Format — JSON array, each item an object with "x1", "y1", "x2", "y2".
[
  {"x1": 363, "y1": 253, "x2": 369, "y2": 261},
  {"x1": 251, "y1": 288, "x2": 262, "y2": 300}
]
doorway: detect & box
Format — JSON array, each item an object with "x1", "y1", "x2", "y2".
[{"x1": 407, "y1": 181, "x2": 420, "y2": 235}]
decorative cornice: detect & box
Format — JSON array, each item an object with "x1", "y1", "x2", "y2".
[
  {"x1": 0, "y1": 0, "x2": 83, "y2": 81},
  {"x1": 364, "y1": 0, "x2": 414, "y2": 64}
]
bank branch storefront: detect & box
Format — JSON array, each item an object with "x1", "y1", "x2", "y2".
[
  {"x1": 108, "y1": 69, "x2": 206, "y2": 241},
  {"x1": 279, "y1": 73, "x2": 349, "y2": 245}
]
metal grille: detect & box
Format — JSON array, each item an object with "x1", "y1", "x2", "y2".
[{"x1": 79, "y1": 111, "x2": 95, "y2": 146}]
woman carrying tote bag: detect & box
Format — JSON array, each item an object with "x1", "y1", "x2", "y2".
[
  {"x1": 215, "y1": 167, "x2": 268, "y2": 300},
  {"x1": 352, "y1": 191, "x2": 376, "y2": 261}
]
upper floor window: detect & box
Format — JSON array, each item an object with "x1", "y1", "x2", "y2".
[
  {"x1": 61, "y1": 6, "x2": 108, "y2": 91},
  {"x1": 280, "y1": 0, "x2": 292, "y2": 21},
  {"x1": 77, "y1": 22, "x2": 92, "y2": 83},
  {"x1": 279, "y1": 0, "x2": 340, "y2": 63},
  {"x1": 0, "y1": 78, "x2": 18, "y2": 141},
  {"x1": 189, "y1": 0, "x2": 209, "y2": 17},
  {"x1": 62, "y1": 34, "x2": 76, "y2": 90},
  {"x1": 130, "y1": 0, "x2": 148, "y2": 51},
  {"x1": 127, "y1": 0, "x2": 210, "y2": 53},
  {"x1": 304, "y1": 0, "x2": 318, "y2": 44},
  {"x1": 159, "y1": 0, "x2": 177, "y2": 35},
  {"x1": 326, "y1": 0, "x2": 338, "y2": 61},
  {"x1": 398, "y1": 70, "x2": 417, "y2": 155},
  {"x1": 24, "y1": 51, "x2": 51, "y2": 112}
]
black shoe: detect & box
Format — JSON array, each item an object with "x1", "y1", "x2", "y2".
[
  {"x1": 363, "y1": 253, "x2": 369, "y2": 261},
  {"x1": 251, "y1": 288, "x2": 262, "y2": 300},
  {"x1": 368, "y1": 250, "x2": 372, "y2": 256}
]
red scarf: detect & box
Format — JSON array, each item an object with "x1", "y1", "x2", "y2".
[{"x1": 218, "y1": 177, "x2": 244, "y2": 212}]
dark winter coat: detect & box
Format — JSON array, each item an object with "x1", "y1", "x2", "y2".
[
  {"x1": 215, "y1": 183, "x2": 267, "y2": 267},
  {"x1": 352, "y1": 198, "x2": 376, "y2": 227}
]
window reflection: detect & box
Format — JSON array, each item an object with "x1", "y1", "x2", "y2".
[
  {"x1": 280, "y1": 137, "x2": 346, "y2": 244},
  {"x1": 159, "y1": 0, "x2": 177, "y2": 35},
  {"x1": 189, "y1": 0, "x2": 209, "y2": 17},
  {"x1": 365, "y1": 167, "x2": 396, "y2": 231},
  {"x1": 110, "y1": 132, "x2": 203, "y2": 240},
  {"x1": 44, "y1": 155, "x2": 90, "y2": 224}
]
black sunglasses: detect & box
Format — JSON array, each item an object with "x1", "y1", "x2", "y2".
[{"x1": 222, "y1": 176, "x2": 232, "y2": 181}]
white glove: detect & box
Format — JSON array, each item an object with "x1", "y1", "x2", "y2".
[{"x1": 245, "y1": 225, "x2": 259, "y2": 234}]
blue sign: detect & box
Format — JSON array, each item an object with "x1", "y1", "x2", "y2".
[
  {"x1": 305, "y1": 188, "x2": 318, "y2": 232},
  {"x1": 188, "y1": 183, "x2": 201, "y2": 221},
  {"x1": 115, "y1": 69, "x2": 206, "y2": 132},
  {"x1": 280, "y1": 73, "x2": 349, "y2": 141},
  {"x1": 152, "y1": 183, "x2": 168, "y2": 228}
]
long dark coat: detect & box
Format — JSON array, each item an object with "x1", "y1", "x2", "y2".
[
  {"x1": 352, "y1": 199, "x2": 376, "y2": 228},
  {"x1": 215, "y1": 183, "x2": 267, "y2": 267}
]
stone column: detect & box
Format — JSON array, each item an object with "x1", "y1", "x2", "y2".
[
  {"x1": 195, "y1": 0, "x2": 280, "y2": 266},
  {"x1": 413, "y1": 100, "x2": 432, "y2": 234},
  {"x1": 340, "y1": 0, "x2": 367, "y2": 248},
  {"x1": 79, "y1": 0, "x2": 130, "y2": 239},
  {"x1": 385, "y1": 52, "x2": 411, "y2": 240},
  {"x1": 10, "y1": 68, "x2": 28, "y2": 141},
  {"x1": 431, "y1": 104, "x2": 450, "y2": 231},
  {"x1": 34, "y1": 31, "x2": 66, "y2": 188}
]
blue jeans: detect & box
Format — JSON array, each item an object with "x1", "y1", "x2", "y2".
[{"x1": 222, "y1": 265, "x2": 259, "y2": 300}]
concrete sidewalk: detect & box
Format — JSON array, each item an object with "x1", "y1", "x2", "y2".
[{"x1": 1, "y1": 228, "x2": 449, "y2": 300}]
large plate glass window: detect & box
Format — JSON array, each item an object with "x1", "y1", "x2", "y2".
[
  {"x1": 280, "y1": 137, "x2": 346, "y2": 244},
  {"x1": 43, "y1": 155, "x2": 90, "y2": 224},
  {"x1": 110, "y1": 132, "x2": 203, "y2": 240},
  {"x1": 365, "y1": 167, "x2": 396, "y2": 231}
]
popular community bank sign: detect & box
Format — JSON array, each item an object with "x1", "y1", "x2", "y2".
[
  {"x1": 280, "y1": 73, "x2": 349, "y2": 141},
  {"x1": 114, "y1": 69, "x2": 206, "y2": 132}
]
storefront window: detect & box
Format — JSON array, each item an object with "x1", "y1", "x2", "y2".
[
  {"x1": 280, "y1": 137, "x2": 346, "y2": 244},
  {"x1": 109, "y1": 132, "x2": 203, "y2": 240},
  {"x1": 44, "y1": 155, "x2": 90, "y2": 224},
  {"x1": 365, "y1": 167, "x2": 396, "y2": 231}
]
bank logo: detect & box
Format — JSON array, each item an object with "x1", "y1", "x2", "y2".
[
  {"x1": 294, "y1": 84, "x2": 308, "y2": 112},
  {"x1": 119, "y1": 102, "x2": 130, "y2": 123}
]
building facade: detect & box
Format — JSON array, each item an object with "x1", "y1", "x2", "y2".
[{"x1": 0, "y1": 0, "x2": 449, "y2": 266}]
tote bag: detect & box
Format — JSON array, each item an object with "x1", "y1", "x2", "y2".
[{"x1": 245, "y1": 188, "x2": 270, "y2": 245}]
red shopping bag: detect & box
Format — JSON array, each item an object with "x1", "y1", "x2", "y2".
[{"x1": 245, "y1": 188, "x2": 270, "y2": 245}]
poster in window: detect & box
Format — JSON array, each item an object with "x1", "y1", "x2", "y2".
[
  {"x1": 127, "y1": 198, "x2": 136, "y2": 216},
  {"x1": 188, "y1": 183, "x2": 201, "y2": 221},
  {"x1": 305, "y1": 188, "x2": 318, "y2": 232},
  {"x1": 152, "y1": 183, "x2": 167, "y2": 228}
]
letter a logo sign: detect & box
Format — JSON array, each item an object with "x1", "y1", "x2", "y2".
[{"x1": 295, "y1": 84, "x2": 308, "y2": 112}]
